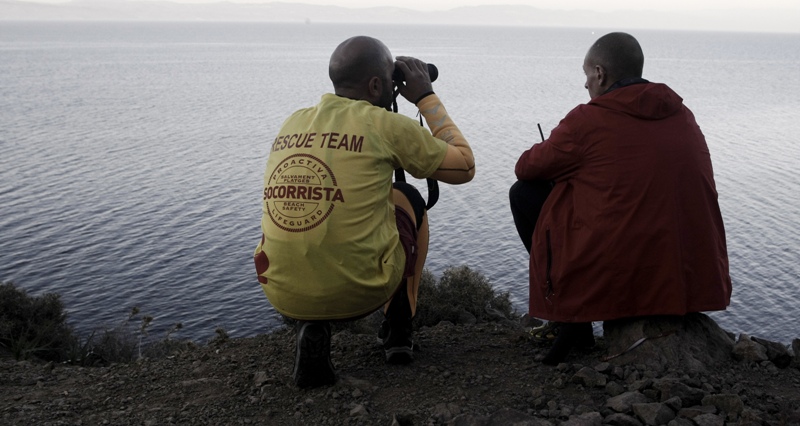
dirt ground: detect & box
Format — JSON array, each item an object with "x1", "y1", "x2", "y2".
[{"x1": 2, "y1": 320, "x2": 799, "y2": 426}]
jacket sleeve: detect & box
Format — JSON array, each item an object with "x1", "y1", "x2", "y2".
[
  {"x1": 417, "y1": 94, "x2": 475, "y2": 184},
  {"x1": 515, "y1": 111, "x2": 582, "y2": 181}
]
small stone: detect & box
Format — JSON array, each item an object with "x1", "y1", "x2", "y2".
[
  {"x1": 572, "y1": 366, "x2": 608, "y2": 387},
  {"x1": 604, "y1": 413, "x2": 643, "y2": 426},
  {"x1": 701, "y1": 394, "x2": 743, "y2": 421},
  {"x1": 350, "y1": 404, "x2": 368, "y2": 419},
  {"x1": 666, "y1": 418, "x2": 693, "y2": 426},
  {"x1": 732, "y1": 334, "x2": 768, "y2": 362},
  {"x1": 560, "y1": 411, "x2": 602, "y2": 426},
  {"x1": 606, "y1": 381, "x2": 626, "y2": 397},
  {"x1": 692, "y1": 413, "x2": 724, "y2": 426},
  {"x1": 632, "y1": 402, "x2": 676, "y2": 425},
  {"x1": 663, "y1": 396, "x2": 682, "y2": 412},
  {"x1": 653, "y1": 378, "x2": 706, "y2": 407},
  {"x1": 430, "y1": 402, "x2": 459, "y2": 423},
  {"x1": 751, "y1": 336, "x2": 792, "y2": 368},
  {"x1": 606, "y1": 391, "x2": 648, "y2": 413},
  {"x1": 594, "y1": 362, "x2": 611, "y2": 373},
  {"x1": 252, "y1": 371, "x2": 269, "y2": 387},
  {"x1": 628, "y1": 378, "x2": 652, "y2": 392}
]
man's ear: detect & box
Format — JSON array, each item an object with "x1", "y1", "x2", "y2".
[
  {"x1": 367, "y1": 76, "x2": 382, "y2": 99},
  {"x1": 595, "y1": 65, "x2": 609, "y2": 88}
]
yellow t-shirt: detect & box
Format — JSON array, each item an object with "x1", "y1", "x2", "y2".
[{"x1": 254, "y1": 94, "x2": 448, "y2": 320}]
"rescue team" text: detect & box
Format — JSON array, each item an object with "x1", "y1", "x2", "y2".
[{"x1": 271, "y1": 132, "x2": 364, "y2": 153}]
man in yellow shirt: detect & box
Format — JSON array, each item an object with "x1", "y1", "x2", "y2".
[{"x1": 254, "y1": 36, "x2": 475, "y2": 388}]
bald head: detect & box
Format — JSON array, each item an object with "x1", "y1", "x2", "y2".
[
  {"x1": 585, "y1": 32, "x2": 644, "y2": 82},
  {"x1": 583, "y1": 32, "x2": 644, "y2": 99},
  {"x1": 329, "y1": 36, "x2": 393, "y2": 93}
]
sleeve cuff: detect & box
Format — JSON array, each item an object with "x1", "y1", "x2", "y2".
[{"x1": 414, "y1": 91, "x2": 436, "y2": 105}]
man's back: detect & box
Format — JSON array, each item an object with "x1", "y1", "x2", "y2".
[
  {"x1": 517, "y1": 82, "x2": 731, "y2": 322},
  {"x1": 256, "y1": 94, "x2": 448, "y2": 320}
]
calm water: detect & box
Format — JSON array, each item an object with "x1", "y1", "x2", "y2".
[{"x1": 1, "y1": 23, "x2": 799, "y2": 344}]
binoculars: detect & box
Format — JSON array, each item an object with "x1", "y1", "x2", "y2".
[{"x1": 392, "y1": 63, "x2": 438, "y2": 83}]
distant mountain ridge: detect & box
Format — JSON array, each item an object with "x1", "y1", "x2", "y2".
[{"x1": 1, "y1": 0, "x2": 798, "y2": 33}]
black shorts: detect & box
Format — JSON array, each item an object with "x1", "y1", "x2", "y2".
[
  {"x1": 392, "y1": 182, "x2": 426, "y2": 278},
  {"x1": 392, "y1": 181, "x2": 425, "y2": 230}
]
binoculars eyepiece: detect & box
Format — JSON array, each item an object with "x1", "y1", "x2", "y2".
[{"x1": 392, "y1": 63, "x2": 438, "y2": 84}]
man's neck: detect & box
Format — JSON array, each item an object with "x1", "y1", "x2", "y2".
[{"x1": 604, "y1": 77, "x2": 649, "y2": 95}]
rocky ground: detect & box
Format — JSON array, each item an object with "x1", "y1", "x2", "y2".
[{"x1": 2, "y1": 319, "x2": 800, "y2": 426}]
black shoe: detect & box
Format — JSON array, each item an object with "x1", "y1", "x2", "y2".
[
  {"x1": 378, "y1": 320, "x2": 414, "y2": 364},
  {"x1": 293, "y1": 321, "x2": 336, "y2": 388},
  {"x1": 541, "y1": 322, "x2": 594, "y2": 366}
]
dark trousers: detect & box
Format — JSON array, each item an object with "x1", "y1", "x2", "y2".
[{"x1": 509, "y1": 180, "x2": 553, "y2": 253}]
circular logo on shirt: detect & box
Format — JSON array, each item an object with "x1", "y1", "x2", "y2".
[{"x1": 263, "y1": 154, "x2": 344, "y2": 232}]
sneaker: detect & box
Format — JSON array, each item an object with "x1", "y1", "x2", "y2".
[
  {"x1": 529, "y1": 321, "x2": 561, "y2": 342},
  {"x1": 293, "y1": 321, "x2": 336, "y2": 388},
  {"x1": 378, "y1": 320, "x2": 414, "y2": 364}
]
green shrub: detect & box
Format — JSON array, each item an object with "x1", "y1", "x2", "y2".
[
  {"x1": 0, "y1": 282, "x2": 76, "y2": 361},
  {"x1": 280, "y1": 265, "x2": 517, "y2": 334},
  {"x1": 88, "y1": 307, "x2": 191, "y2": 363},
  {"x1": 0, "y1": 282, "x2": 191, "y2": 364},
  {"x1": 414, "y1": 265, "x2": 516, "y2": 328}
]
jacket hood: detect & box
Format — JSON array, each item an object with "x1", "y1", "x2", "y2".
[{"x1": 591, "y1": 82, "x2": 684, "y2": 120}]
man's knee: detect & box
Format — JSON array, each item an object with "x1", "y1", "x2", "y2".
[{"x1": 510, "y1": 180, "x2": 552, "y2": 211}]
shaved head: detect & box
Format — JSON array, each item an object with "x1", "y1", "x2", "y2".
[
  {"x1": 328, "y1": 36, "x2": 394, "y2": 109},
  {"x1": 329, "y1": 36, "x2": 393, "y2": 91},
  {"x1": 585, "y1": 32, "x2": 644, "y2": 83}
]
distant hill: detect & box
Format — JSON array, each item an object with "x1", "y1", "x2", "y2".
[{"x1": 1, "y1": 0, "x2": 798, "y2": 34}]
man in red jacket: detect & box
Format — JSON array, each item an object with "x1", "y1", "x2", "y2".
[{"x1": 510, "y1": 32, "x2": 731, "y2": 365}]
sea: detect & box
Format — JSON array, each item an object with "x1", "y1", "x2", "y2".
[{"x1": 1, "y1": 22, "x2": 799, "y2": 344}]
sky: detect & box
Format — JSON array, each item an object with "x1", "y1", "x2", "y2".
[{"x1": 21, "y1": 0, "x2": 800, "y2": 10}]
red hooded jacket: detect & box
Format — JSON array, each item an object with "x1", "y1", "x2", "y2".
[{"x1": 515, "y1": 82, "x2": 731, "y2": 322}]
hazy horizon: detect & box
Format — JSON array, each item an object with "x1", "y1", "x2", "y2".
[
  {"x1": 2, "y1": 0, "x2": 800, "y2": 33},
  {"x1": 13, "y1": 0, "x2": 800, "y2": 11}
]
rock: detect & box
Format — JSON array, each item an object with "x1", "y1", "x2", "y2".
[
  {"x1": 603, "y1": 412, "x2": 643, "y2": 426},
  {"x1": 792, "y1": 339, "x2": 800, "y2": 368},
  {"x1": 561, "y1": 412, "x2": 602, "y2": 426},
  {"x1": 340, "y1": 376, "x2": 372, "y2": 391},
  {"x1": 632, "y1": 402, "x2": 675, "y2": 425},
  {"x1": 739, "y1": 408, "x2": 765, "y2": 426},
  {"x1": 252, "y1": 371, "x2": 269, "y2": 388},
  {"x1": 751, "y1": 336, "x2": 792, "y2": 368},
  {"x1": 602, "y1": 314, "x2": 733, "y2": 373},
  {"x1": 677, "y1": 405, "x2": 716, "y2": 419},
  {"x1": 484, "y1": 304, "x2": 508, "y2": 321},
  {"x1": 692, "y1": 413, "x2": 724, "y2": 426},
  {"x1": 449, "y1": 408, "x2": 546, "y2": 426},
  {"x1": 392, "y1": 412, "x2": 417, "y2": 426},
  {"x1": 701, "y1": 394, "x2": 743, "y2": 421},
  {"x1": 628, "y1": 378, "x2": 652, "y2": 392},
  {"x1": 457, "y1": 310, "x2": 477, "y2": 325},
  {"x1": 732, "y1": 334, "x2": 768, "y2": 362},
  {"x1": 605, "y1": 381, "x2": 626, "y2": 397},
  {"x1": 349, "y1": 404, "x2": 368, "y2": 419},
  {"x1": 594, "y1": 362, "x2": 611, "y2": 373},
  {"x1": 431, "y1": 402, "x2": 461, "y2": 423},
  {"x1": 571, "y1": 366, "x2": 607, "y2": 387},
  {"x1": 663, "y1": 396, "x2": 682, "y2": 412},
  {"x1": 653, "y1": 378, "x2": 706, "y2": 406},
  {"x1": 666, "y1": 418, "x2": 693, "y2": 426},
  {"x1": 606, "y1": 391, "x2": 648, "y2": 413}
]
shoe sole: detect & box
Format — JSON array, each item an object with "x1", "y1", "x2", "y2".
[
  {"x1": 293, "y1": 323, "x2": 336, "y2": 388},
  {"x1": 385, "y1": 345, "x2": 414, "y2": 364}
]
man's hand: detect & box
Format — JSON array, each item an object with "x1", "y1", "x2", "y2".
[{"x1": 394, "y1": 56, "x2": 434, "y2": 105}]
